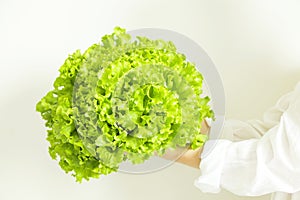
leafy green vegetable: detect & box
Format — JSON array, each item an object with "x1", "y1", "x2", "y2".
[{"x1": 36, "y1": 27, "x2": 214, "y2": 182}]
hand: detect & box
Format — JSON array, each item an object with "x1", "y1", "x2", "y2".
[{"x1": 161, "y1": 120, "x2": 210, "y2": 168}]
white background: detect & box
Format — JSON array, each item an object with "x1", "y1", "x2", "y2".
[{"x1": 1, "y1": 0, "x2": 300, "y2": 200}]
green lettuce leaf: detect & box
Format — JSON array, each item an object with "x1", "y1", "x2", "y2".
[{"x1": 36, "y1": 27, "x2": 214, "y2": 182}]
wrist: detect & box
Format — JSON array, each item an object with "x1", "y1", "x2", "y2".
[
  {"x1": 176, "y1": 120, "x2": 210, "y2": 168},
  {"x1": 176, "y1": 147, "x2": 202, "y2": 168}
]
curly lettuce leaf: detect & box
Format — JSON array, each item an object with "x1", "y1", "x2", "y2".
[{"x1": 36, "y1": 27, "x2": 214, "y2": 182}]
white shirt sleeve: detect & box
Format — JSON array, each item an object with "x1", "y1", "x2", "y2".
[{"x1": 195, "y1": 82, "x2": 300, "y2": 196}]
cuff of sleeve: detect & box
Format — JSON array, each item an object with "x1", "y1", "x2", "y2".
[{"x1": 194, "y1": 139, "x2": 232, "y2": 193}]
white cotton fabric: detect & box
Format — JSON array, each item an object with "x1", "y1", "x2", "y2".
[{"x1": 195, "y1": 82, "x2": 300, "y2": 200}]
